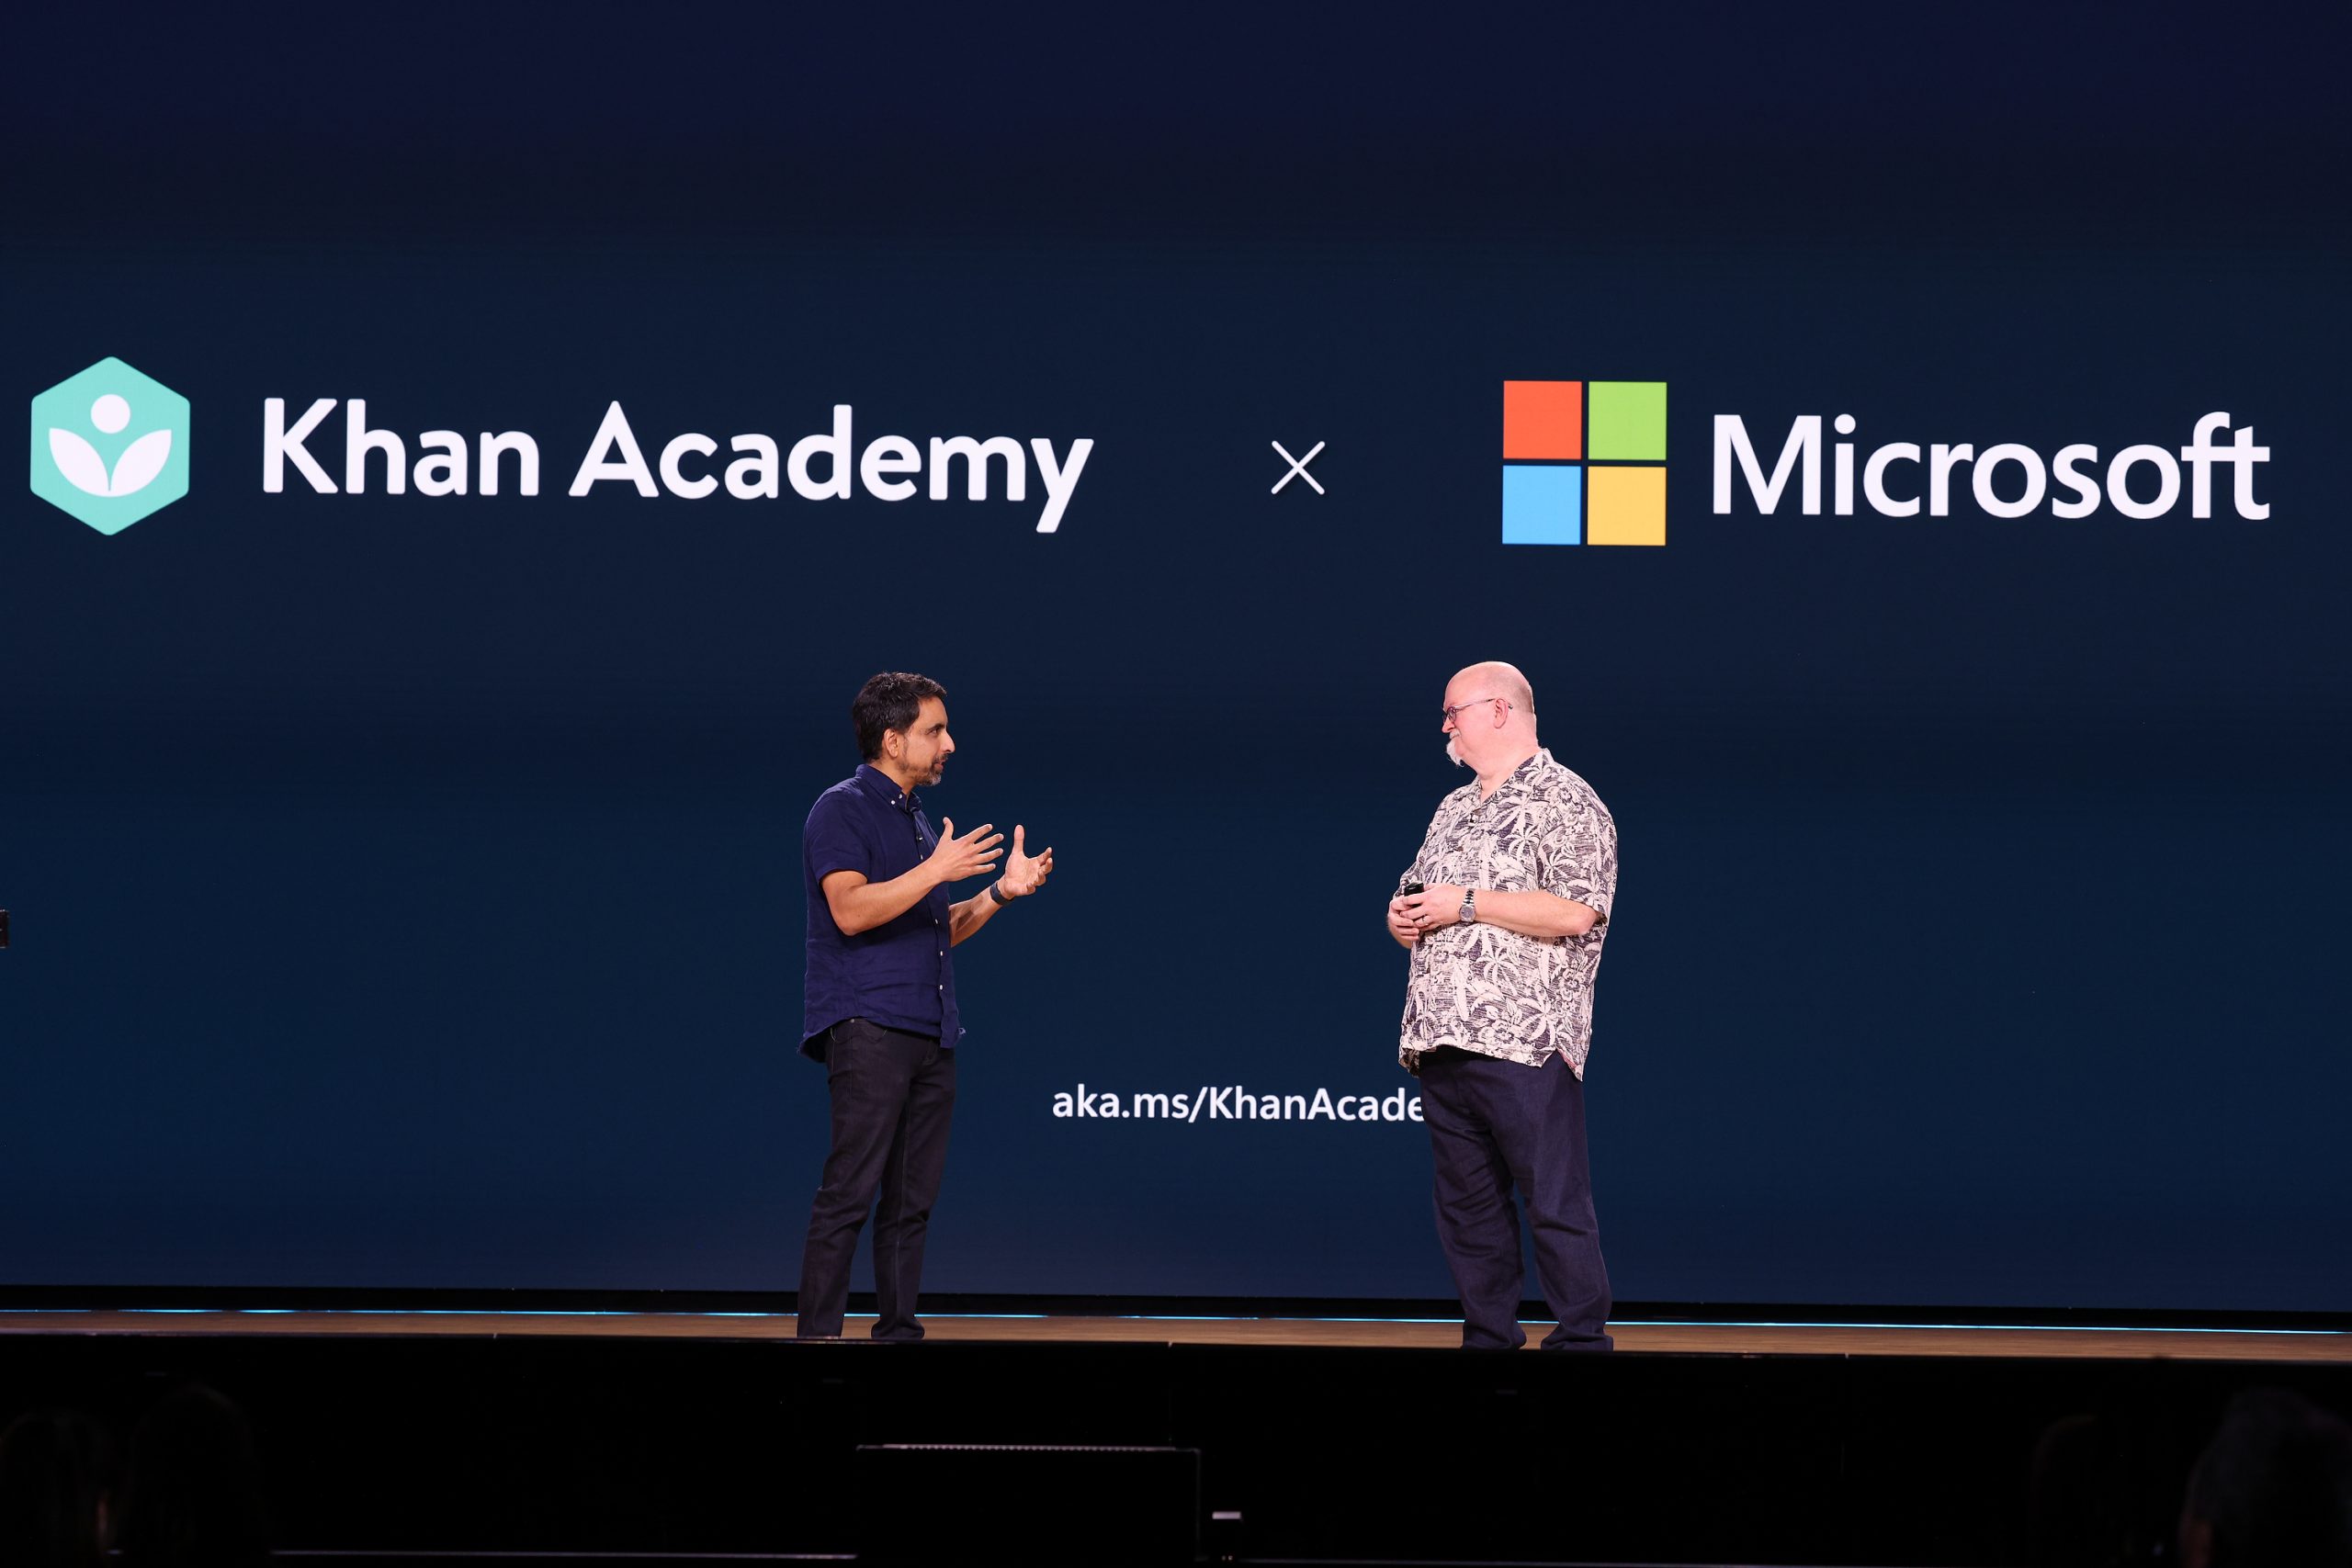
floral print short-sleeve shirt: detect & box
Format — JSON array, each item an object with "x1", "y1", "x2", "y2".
[{"x1": 1397, "y1": 748, "x2": 1617, "y2": 1078}]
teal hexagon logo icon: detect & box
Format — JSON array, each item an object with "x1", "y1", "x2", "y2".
[{"x1": 29, "y1": 357, "x2": 191, "y2": 534}]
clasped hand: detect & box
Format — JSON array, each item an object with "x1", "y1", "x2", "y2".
[{"x1": 1386, "y1": 884, "x2": 1464, "y2": 942}]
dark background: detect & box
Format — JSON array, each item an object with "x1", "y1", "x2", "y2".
[{"x1": 5, "y1": 2, "x2": 2347, "y2": 1310}]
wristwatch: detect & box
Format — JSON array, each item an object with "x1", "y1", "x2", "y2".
[{"x1": 1458, "y1": 889, "x2": 1477, "y2": 925}]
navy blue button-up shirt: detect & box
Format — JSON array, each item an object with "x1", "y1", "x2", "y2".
[{"x1": 801, "y1": 763, "x2": 960, "y2": 1058}]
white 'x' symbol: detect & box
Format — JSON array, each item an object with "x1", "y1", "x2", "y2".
[{"x1": 1271, "y1": 439, "x2": 1327, "y2": 496}]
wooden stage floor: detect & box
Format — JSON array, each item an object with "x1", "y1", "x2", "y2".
[{"x1": 3, "y1": 1309, "x2": 2346, "y2": 1360}]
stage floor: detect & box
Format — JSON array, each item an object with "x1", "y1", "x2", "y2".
[{"x1": 3, "y1": 1309, "x2": 2346, "y2": 1360}]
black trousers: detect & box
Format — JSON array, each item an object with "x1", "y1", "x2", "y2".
[
  {"x1": 1417, "y1": 1046, "x2": 1612, "y2": 1350},
  {"x1": 795, "y1": 1018, "x2": 958, "y2": 1340}
]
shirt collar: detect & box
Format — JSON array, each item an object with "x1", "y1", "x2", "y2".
[
  {"x1": 1506, "y1": 749, "x2": 1553, "y2": 790},
  {"x1": 1464, "y1": 748, "x2": 1551, "y2": 808},
  {"x1": 854, "y1": 762, "x2": 920, "y2": 814}
]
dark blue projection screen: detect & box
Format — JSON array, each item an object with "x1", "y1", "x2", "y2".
[{"x1": 6, "y1": 6, "x2": 2348, "y2": 1312}]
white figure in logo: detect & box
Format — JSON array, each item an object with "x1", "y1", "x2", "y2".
[{"x1": 50, "y1": 393, "x2": 173, "y2": 499}]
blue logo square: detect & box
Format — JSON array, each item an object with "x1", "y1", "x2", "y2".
[{"x1": 1503, "y1": 464, "x2": 1582, "y2": 545}]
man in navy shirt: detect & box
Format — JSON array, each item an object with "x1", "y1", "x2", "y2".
[{"x1": 797, "y1": 671, "x2": 1053, "y2": 1340}]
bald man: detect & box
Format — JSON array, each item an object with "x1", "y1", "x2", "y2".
[{"x1": 1388, "y1": 662, "x2": 1619, "y2": 1350}]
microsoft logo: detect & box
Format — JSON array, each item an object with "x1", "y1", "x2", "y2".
[{"x1": 1502, "y1": 380, "x2": 1666, "y2": 546}]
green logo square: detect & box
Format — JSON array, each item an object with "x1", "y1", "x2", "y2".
[
  {"x1": 1588, "y1": 381, "x2": 1667, "y2": 462},
  {"x1": 29, "y1": 357, "x2": 191, "y2": 535}
]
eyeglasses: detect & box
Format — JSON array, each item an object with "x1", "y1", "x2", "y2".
[{"x1": 1441, "y1": 696, "x2": 1511, "y2": 725}]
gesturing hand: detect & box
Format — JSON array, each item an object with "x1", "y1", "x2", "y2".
[
  {"x1": 998, "y1": 825, "x2": 1054, "y2": 897},
  {"x1": 929, "y1": 818, "x2": 1005, "y2": 885}
]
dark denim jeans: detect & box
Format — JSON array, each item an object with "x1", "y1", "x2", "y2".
[
  {"x1": 1417, "y1": 1046, "x2": 1612, "y2": 1350},
  {"x1": 796, "y1": 1018, "x2": 958, "y2": 1340}
]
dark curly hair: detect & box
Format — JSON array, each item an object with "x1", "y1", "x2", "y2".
[{"x1": 852, "y1": 671, "x2": 947, "y2": 761}]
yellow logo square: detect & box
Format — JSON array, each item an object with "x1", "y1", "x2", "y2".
[{"x1": 1587, "y1": 465, "x2": 1666, "y2": 547}]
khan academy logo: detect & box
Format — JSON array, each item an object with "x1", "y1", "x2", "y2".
[
  {"x1": 1502, "y1": 379, "x2": 1667, "y2": 546},
  {"x1": 30, "y1": 358, "x2": 191, "y2": 534}
]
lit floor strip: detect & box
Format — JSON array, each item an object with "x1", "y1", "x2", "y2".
[{"x1": 0, "y1": 1307, "x2": 2339, "y2": 1337}]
